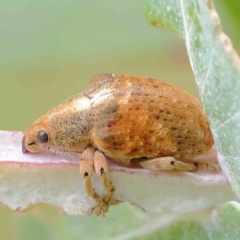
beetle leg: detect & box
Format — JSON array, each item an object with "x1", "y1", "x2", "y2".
[
  {"x1": 93, "y1": 150, "x2": 120, "y2": 206},
  {"x1": 80, "y1": 148, "x2": 109, "y2": 216},
  {"x1": 139, "y1": 156, "x2": 197, "y2": 171}
]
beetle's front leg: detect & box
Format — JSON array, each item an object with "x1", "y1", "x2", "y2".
[
  {"x1": 93, "y1": 150, "x2": 120, "y2": 206},
  {"x1": 80, "y1": 148, "x2": 109, "y2": 216}
]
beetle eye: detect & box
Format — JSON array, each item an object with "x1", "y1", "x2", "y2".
[{"x1": 37, "y1": 130, "x2": 48, "y2": 143}]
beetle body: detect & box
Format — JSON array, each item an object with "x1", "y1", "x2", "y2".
[
  {"x1": 22, "y1": 74, "x2": 214, "y2": 215},
  {"x1": 88, "y1": 74, "x2": 213, "y2": 163}
]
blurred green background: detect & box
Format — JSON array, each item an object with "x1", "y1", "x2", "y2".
[{"x1": 0, "y1": 0, "x2": 239, "y2": 239}]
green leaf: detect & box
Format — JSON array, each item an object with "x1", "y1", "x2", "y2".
[
  {"x1": 2, "y1": 131, "x2": 233, "y2": 216},
  {"x1": 145, "y1": 0, "x2": 184, "y2": 37},
  {"x1": 135, "y1": 202, "x2": 240, "y2": 240},
  {"x1": 145, "y1": 0, "x2": 240, "y2": 238},
  {"x1": 14, "y1": 201, "x2": 240, "y2": 240},
  {"x1": 145, "y1": 0, "x2": 240, "y2": 200}
]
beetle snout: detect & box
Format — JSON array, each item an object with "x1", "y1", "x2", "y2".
[{"x1": 22, "y1": 136, "x2": 29, "y2": 153}]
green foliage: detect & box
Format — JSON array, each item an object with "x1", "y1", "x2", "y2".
[
  {"x1": 144, "y1": 0, "x2": 240, "y2": 239},
  {"x1": 146, "y1": 0, "x2": 240, "y2": 202},
  {"x1": 12, "y1": 202, "x2": 240, "y2": 240}
]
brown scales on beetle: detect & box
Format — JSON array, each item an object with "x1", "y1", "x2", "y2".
[{"x1": 22, "y1": 74, "x2": 214, "y2": 216}]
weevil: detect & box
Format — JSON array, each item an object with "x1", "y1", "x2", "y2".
[{"x1": 22, "y1": 74, "x2": 214, "y2": 215}]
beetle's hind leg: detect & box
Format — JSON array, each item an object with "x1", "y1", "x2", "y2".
[
  {"x1": 139, "y1": 156, "x2": 197, "y2": 171},
  {"x1": 80, "y1": 148, "x2": 109, "y2": 216},
  {"x1": 94, "y1": 150, "x2": 120, "y2": 206}
]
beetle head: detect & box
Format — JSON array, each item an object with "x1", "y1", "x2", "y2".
[{"x1": 22, "y1": 115, "x2": 53, "y2": 153}]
